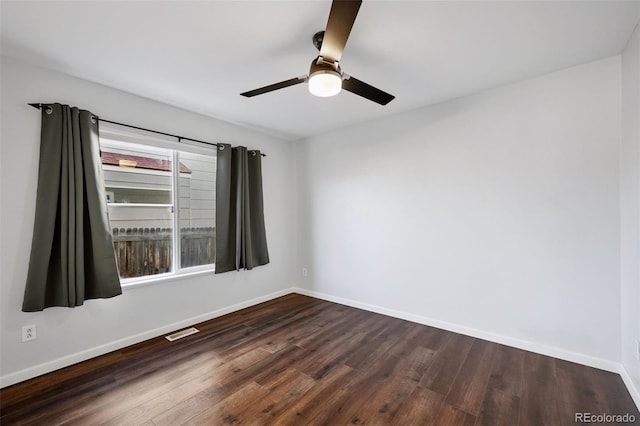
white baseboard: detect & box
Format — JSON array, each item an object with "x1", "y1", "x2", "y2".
[
  {"x1": 292, "y1": 287, "x2": 621, "y2": 374},
  {"x1": 620, "y1": 365, "x2": 640, "y2": 410},
  {"x1": 0, "y1": 288, "x2": 294, "y2": 389}
]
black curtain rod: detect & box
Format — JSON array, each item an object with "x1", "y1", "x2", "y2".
[{"x1": 28, "y1": 103, "x2": 266, "y2": 157}]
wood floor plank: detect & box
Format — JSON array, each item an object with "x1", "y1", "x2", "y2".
[
  {"x1": 519, "y1": 352, "x2": 561, "y2": 426},
  {"x1": 393, "y1": 385, "x2": 445, "y2": 426},
  {"x1": 386, "y1": 322, "x2": 433, "y2": 358},
  {"x1": 260, "y1": 322, "x2": 324, "y2": 354},
  {"x1": 387, "y1": 322, "x2": 447, "y2": 360},
  {"x1": 251, "y1": 345, "x2": 310, "y2": 387},
  {"x1": 420, "y1": 326, "x2": 451, "y2": 352},
  {"x1": 214, "y1": 302, "x2": 331, "y2": 357},
  {"x1": 295, "y1": 331, "x2": 375, "y2": 380},
  {"x1": 420, "y1": 332, "x2": 475, "y2": 396},
  {"x1": 433, "y1": 403, "x2": 477, "y2": 426},
  {"x1": 307, "y1": 353, "x2": 402, "y2": 425},
  {"x1": 342, "y1": 316, "x2": 410, "y2": 371},
  {"x1": 150, "y1": 384, "x2": 227, "y2": 426},
  {"x1": 299, "y1": 330, "x2": 369, "y2": 380},
  {"x1": 102, "y1": 368, "x2": 220, "y2": 426},
  {"x1": 401, "y1": 345, "x2": 436, "y2": 384},
  {"x1": 294, "y1": 307, "x2": 371, "y2": 352},
  {"x1": 215, "y1": 345, "x2": 307, "y2": 395},
  {"x1": 555, "y1": 359, "x2": 608, "y2": 420},
  {"x1": 229, "y1": 369, "x2": 315, "y2": 424},
  {"x1": 240, "y1": 298, "x2": 330, "y2": 338},
  {"x1": 0, "y1": 376, "x2": 118, "y2": 426},
  {"x1": 299, "y1": 310, "x2": 398, "y2": 380},
  {"x1": 476, "y1": 386, "x2": 521, "y2": 426},
  {"x1": 348, "y1": 372, "x2": 417, "y2": 425},
  {"x1": 60, "y1": 350, "x2": 221, "y2": 425},
  {"x1": 347, "y1": 346, "x2": 434, "y2": 425},
  {"x1": 1, "y1": 294, "x2": 637, "y2": 426},
  {"x1": 147, "y1": 348, "x2": 271, "y2": 426},
  {"x1": 176, "y1": 381, "x2": 268, "y2": 426},
  {"x1": 487, "y1": 343, "x2": 526, "y2": 397},
  {"x1": 257, "y1": 303, "x2": 332, "y2": 353},
  {"x1": 445, "y1": 338, "x2": 497, "y2": 415},
  {"x1": 268, "y1": 364, "x2": 355, "y2": 425}
]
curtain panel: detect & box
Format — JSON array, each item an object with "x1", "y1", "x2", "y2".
[
  {"x1": 22, "y1": 103, "x2": 121, "y2": 312},
  {"x1": 215, "y1": 144, "x2": 269, "y2": 273}
]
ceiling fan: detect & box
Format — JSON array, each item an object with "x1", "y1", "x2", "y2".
[{"x1": 240, "y1": 0, "x2": 395, "y2": 106}]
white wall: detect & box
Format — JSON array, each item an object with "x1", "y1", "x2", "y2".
[
  {"x1": 621, "y1": 21, "x2": 640, "y2": 404},
  {"x1": 295, "y1": 57, "x2": 622, "y2": 367},
  {"x1": 0, "y1": 56, "x2": 296, "y2": 386}
]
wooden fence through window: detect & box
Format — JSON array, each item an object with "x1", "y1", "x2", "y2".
[{"x1": 112, "y1": 227, "x2": 215, "y2": 278}]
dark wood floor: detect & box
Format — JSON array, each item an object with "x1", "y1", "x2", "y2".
[{"x1": 1, "y1": 294, "x2": 638, "y2": 425}]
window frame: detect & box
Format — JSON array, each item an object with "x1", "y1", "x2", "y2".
[{"x1": 99, "y1": 124, "x2": 217, "y2": 288}]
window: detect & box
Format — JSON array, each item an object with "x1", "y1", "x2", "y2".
[{"x1": 99, "y1": 131, "x2": 216, "y2": 283}]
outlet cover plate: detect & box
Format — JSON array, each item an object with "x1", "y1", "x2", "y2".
[{"x1": 22, "y1": 324, "x2": 36, "y2": 342}]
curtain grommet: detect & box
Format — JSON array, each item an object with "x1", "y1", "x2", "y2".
[
  {"x1": 219, "y1": 145, "x2": 225, "y2": 151},
  {"x1": 90, "y1": 116, "x2": 97, "y2": 124},
  {"x1": 44, "y1": 106, "x2": 53, "y2": 115}
]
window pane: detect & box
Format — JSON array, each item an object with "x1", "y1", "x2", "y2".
[
  {"x1": 178, "y1": 150, "x2": 216, "y2": 268},
  {"x1": 100, "y1": 139, "x2": 174, "y2": 279}
]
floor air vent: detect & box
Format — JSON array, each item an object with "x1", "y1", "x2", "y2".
[{"x1": 165, "y1": 327, "x2": 199, "y2": 342}]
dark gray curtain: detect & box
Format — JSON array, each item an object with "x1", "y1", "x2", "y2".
[
  {"x1": 215, "y1": 144, "x2": 269, "y2": 273},
  {"x1": 22, "y1": 103, "x2": 121, "y2": 312}
]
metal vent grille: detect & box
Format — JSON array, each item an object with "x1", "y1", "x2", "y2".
[{"x1": 165, "y1": 327, "x2": 199, "y2": 342}]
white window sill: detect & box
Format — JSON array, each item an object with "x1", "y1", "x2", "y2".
[{"x1": 120, "y1": 267, "x2": 215, "y2": 291}]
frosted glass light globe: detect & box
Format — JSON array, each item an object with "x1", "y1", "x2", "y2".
[{"x1": 308, "y1": 71, "x2": 342, "y2": 97}]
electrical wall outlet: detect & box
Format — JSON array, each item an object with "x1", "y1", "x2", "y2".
[{"x1": 22, "y1": 324, "x2": 36, "y2": 342}]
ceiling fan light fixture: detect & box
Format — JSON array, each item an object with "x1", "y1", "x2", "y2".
[
  {"x1": 240, "y1": 1, "x2": 394, "y2": 105},
  {"x1": 308, "y1": 70, "x2": 342, "y2": 97}
]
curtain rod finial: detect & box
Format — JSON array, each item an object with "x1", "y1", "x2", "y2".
[{"x1": 29, "y1": 103, "x2": 53, "y2": 114}]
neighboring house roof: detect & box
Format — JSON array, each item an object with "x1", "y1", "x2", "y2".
[{"x1": 101, "y1": 151, "x2": 191, "y2": 174}]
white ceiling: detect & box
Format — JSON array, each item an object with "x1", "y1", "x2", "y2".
[{"x1": 2, "y1": 1, "x2": 639, "y2": 141}]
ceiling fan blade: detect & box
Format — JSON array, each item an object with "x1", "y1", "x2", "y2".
[
  {"x1": 240, "y1": 76, "x2": 307, "y2": 97},
  {"x1": 342, "y1": 76, "x2": 395, "y2": 105},
  {"x1": 319, "y1": 0, "x2": 362, "y2": 64}
]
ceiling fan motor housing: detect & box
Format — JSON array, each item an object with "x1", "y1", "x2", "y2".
[
  {"x1": 309, "y1": 56, "x2": 341, "y2": 78},
  {"x1": 312, "y1": 31, "x2": 325, "y2": 51}
]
